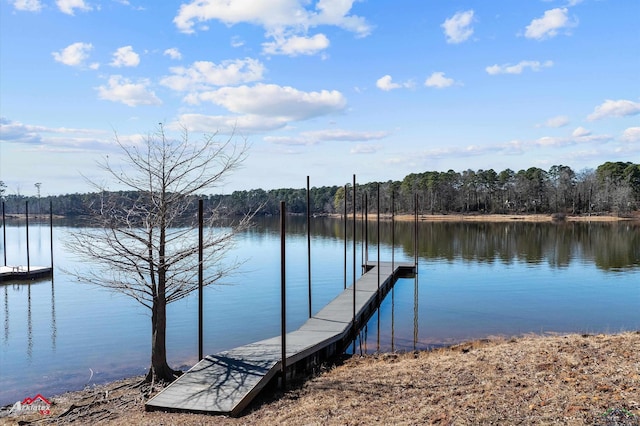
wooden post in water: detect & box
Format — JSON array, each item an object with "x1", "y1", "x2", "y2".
[
  {"x1": 306, "y1": 176, "x2": 311, "y2": 318},
  {"x1": 198, "y1": 199, "x2": 204, "y2": 361},
  {"x1": 26, "y1": 201, "x2": 30, "y2": 275},
  {"x1": 280, "y1": 201, "x2": 287, "y2": 390}
]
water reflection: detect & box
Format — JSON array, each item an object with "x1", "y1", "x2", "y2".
[
  {"x1": 1, "y1": 278, "x2": 58, "y2": 358},
  {"x1": 3, "y1": 285, "x2": 7, "y2": 344},
  {"x1": 413, "y1": 275, "x2": 418, "y2": 351},
  {"x1": 27, "y1": 283, "x2": 32, "y2": 359},
  {"x1": 256, "y1": 217, "x2": 639, "y2": 271},
  {"x1": 405, "y1": 221, "x2": 639, "y2": 271},
  {"x1": 51, "y1": 279, "x2": 57, "y2": 351}
]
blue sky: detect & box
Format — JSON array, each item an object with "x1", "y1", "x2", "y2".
[{"x1": 1, "y1": 0, "x2": 639, "y2": 197}]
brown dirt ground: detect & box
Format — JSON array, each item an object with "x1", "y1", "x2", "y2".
[{"x1": 3, "y1": 331, "x2": 639, "y2": 425}]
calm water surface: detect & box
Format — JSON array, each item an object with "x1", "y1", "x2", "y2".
[{"x1": 1, "y1": 217, "x2": 638, "y2": 405}]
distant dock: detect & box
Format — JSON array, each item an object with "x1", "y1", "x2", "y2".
[
  {"x1": 0, "y1": 265, "x2": 53, "y2": 282},
  {"x1": 146, "y1": 261, "x2": 415, "y2": 416}
]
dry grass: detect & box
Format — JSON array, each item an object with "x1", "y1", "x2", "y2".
[{"x1": 4, "y1": 331, "x2": 639, "y2": 425}]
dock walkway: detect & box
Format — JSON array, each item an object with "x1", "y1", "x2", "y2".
[
  {"x1": 146, "y1": 261, "x2": 415, "y2": 416},
  {"x1": 0, "y1": 265, "x2": 53, "y2": 282}
]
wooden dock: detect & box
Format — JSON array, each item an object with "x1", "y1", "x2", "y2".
[
  {"x1": 145, "y1": 261, "x2": 415, "y2": 416},
  {"x1": 0, "y1": 265, "x2": 53, "y2": 282}
]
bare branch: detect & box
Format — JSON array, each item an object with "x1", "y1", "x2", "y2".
[{"x1": 64, "y1": 124, "x2": 255, "y2": 382}]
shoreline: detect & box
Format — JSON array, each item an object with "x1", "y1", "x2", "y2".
[
  {"x1": 3, "y1": 212, "x2": 639, "y2": 223},
  {"x1": 3, "y1": 331, "x2": 639, "y2": 425},
  {"x1": 332, "y1": 212, "x2": 640, "y2": 223}
]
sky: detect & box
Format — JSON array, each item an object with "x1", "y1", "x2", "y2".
[{"x1": 1, "y1": 0, "x2": 639, "y2": 197}]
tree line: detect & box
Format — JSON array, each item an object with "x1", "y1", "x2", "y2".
[{"x1": 1, "y1": 161, "x2": 638, "y2": 217}]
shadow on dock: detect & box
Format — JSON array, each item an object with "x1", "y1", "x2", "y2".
[{"x1": 146, "y1": 262, "x2": 415, "y2": 416}]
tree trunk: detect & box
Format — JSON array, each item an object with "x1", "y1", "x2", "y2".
[{"x1": 146, "y1": 293, "x2": 179, "y2": 383}]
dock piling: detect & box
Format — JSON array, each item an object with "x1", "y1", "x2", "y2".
[{"x1": 280, "y1": 200, "x2": 287, "y2": 390}]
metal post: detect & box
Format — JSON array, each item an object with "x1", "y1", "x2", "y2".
[
  {"x1": 391, "y1": 283, "x2": 395, "y2": 352},
  {"x1": 376, "y1": 185, "x2": 380, "y2": 290},
  {"x1": 26, "y1": 201, "x2": 30, "y2": 274},
  {"x1": 49, "y1": 200, "x2": 54, "y2": 270},
  {"x1": 198, "y1": 199, "x2": 204, "y2": 361},
  {"x1": 2, "y1": 202, "x2": 6, "y2": 266},
  {"x1": 413, "y1": 193, "x2": 419, "y2": 351},
  {"x1": 364, "y1": 192, "x2": 368, "y2": 268},
  {"x1": 414, "y1": 264, "x2": 419, "y2": 351},
  {"x1": 415, "y1": 193, "x2": 419, "y2": 268},
  {"x1": 376, "y1": 183, "x2": 380, "y2": 352},
  {"x1": 280, "y1": 201, "x2": 287, "y2": 390},
  {"x1": 352, "y1": 175, "x2": 356, "y2": 350},
  {"x1": 343, "y1": 184, "x2": 347, "y2": 290},
  {"x1": 307, "y1": 176, "x2": 311, "y2": 318},
  {"x1": 391, "y1": 189, "x2": 395, "y2": 351},
  {"x1": 391, "y1": 190, "x2": 395, "y2": 273},
  {"x1": 361, "y1": 193, "x2": 364, "y2": 268}
]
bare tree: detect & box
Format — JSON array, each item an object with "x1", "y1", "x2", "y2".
[{"x1": 65, "y1": 124, "x2": 253, "y2": 383}]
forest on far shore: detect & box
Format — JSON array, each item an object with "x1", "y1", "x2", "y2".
[{"x1": 1, "y1": 161, "x2": 639, "y2": 218}]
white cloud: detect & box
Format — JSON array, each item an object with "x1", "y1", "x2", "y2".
[
  {"x1": 190, "y1": 84, "x2": 347, "y2": 121},
  {"x1": 231, "y1": 36, "x2": 245, "y2": 48},
  {"x1": 174, "y1": 113, "x2": 289, "y2": 133},
  {"x1": 110, "y1": 46, "x2": 140, "y2": 68},
  {"x1": 173, "y1": 0, "x2": 371, "y2": 37},
  {"x1": 524, "y1": 8, "x2": 576, "y2": 40},
  {"x1": 303, "y1": 129, "x2": 388, "y2": 142},
  {"x1": 56, "y1": 0, "x2": 92, "y2": 15},
  {"x1": 12, "y1": 0, "x2": 42, "y2": 12},
  {"x1": 96, "y1": 75, "x2": 162, "y2": 107},
  {"x1": 486, "y1": 60, "x2": 553, "y2": 75},
  {"x1": 350, "y1": 144, "x2": 380, "y2": 154},
  {"x1": 262, "y1": 33, "x2": 330, "y2": 56},
  {"x1": 263, "y1": 136, "x2": 313, "y2": 145},
  {"x1": 535, "y1": 127, "x2": 612, "y2": 147},
  {"x1": 160, "y1": 58, "x2": 265, "y2": 91},
  {"x1": 587, "y1": 99, "x2": 640, "y2": 121},
  {"x1": 441, "y1": 10, "x2": 474, "y2": 44},
  {"x1": 621, "y1": 127, "x2": 640, "y2": 143},
  {"x1": 376, "y1": 75, "x2": 398, "y2": 91},
  {"x1": 572, "y1": 126, "x2": 590, "y2": 137},
  {"x1": 266, "y1": 129, "x2": 388, "y2": 145},
  {"x1": 163, "y1": 48, "x2": 182, "y2": 60},
  {"x1": 0, "y1": 117, "x2": 112, "y2": 151},
  {"x1": 540, "y1": 115, "x2": 569, "y2": 128},
  {"x1": 425, "y1": 72, "x2": 456, "y2": 88},
  {"x1": 52, "y1": 42, "x2": 93, "y2": 67}
]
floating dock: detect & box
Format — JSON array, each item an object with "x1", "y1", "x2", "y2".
[
  {"x1": 146, "y1": 261, "x2": 415, "y2": 416},
  {"x1": 0, "y1": 265, "x2": 53, "y2": 282}
]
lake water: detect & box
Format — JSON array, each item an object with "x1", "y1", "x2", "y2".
[{"x1": 1, "y1": 217, "x2": 639, "y2": 406}]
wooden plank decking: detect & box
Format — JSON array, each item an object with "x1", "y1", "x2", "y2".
[{"x1": 145, "y1": 261, "x2": 415, "y2": 416}]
